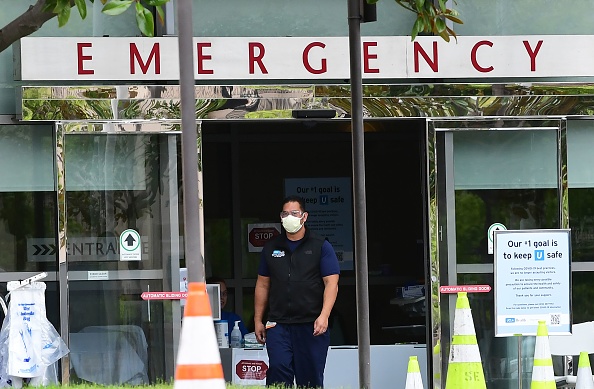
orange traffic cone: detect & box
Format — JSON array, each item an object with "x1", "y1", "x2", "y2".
[
  {"x1": 405, "y1": 356, "x2": 424, "y2": 389},
  {"x1": 444, "y1": 292, "x2": 486, "y2": 389},
  {"x1": 530, "y1": 320, "x2": 555, "y2": 389},
  {"x1": 174, "y1": 282, "x2": 225, "y2": 389},
  {"x1": 576, "y1": 351, "x2": 594, "y2": 389}
]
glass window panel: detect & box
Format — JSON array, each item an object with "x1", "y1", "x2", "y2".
[
  {"x1": 456, "y1": 189, "x2": 558, "y2": 264},
  {"x1": 0, "y1": 125, "x2": 54, "y2": 192},
  {"x1": 567, "y1": 120, "x2": 594, "y2": 188},
  {"x1": 66, "y1": 135, "x2": 148, "y2": 191},
  {"x1": 569, "y1": 188, "x2": 594, "y2": 262},
  {"x1": 455, "y1": 0, "x2": 594, "y2": 35},
  {"x1": 571, "y1": 272, "x2": 594, "y2": 324},
  {"x1": 0, "y1": 125, "x2": 57, "y2": 272},
  {"x1": 65, "y1": 134, "x2": 180, "y2": 271},
  {"x1": 180, "y1": 0, "x2": 413, "y2": 37},
  {"x1": 454, "y1": 131, "x2": 557, "y2": 190},
  {"x1": 69, "y1": 280, "x2": 170, "y2": 384},
  {"x1": 567, "y1": 120, "x2": 594, "y2": 261}
]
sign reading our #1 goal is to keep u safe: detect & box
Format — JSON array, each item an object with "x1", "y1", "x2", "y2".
[
  {"x1": 494, "y1": 229, "x2": 571, "y2": 337},
  {"x1": 119, "y1": 229, "x2": 141, "y2": 261}
]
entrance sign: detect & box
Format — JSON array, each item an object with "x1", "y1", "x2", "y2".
[
  {"x1": 494, "y1": 229, "x2": 571, "y2": 337},
  {"x1": 284, "y1": 177, "x2": 354, "y2": 270},
  {"x1": 119, "y1": 229, "x2": 141, "y2": 261},
  {"x1": 18, "y1": 36, "x2": 594, "y2": 81},
  {"x1": 27, "y1": 236, "x2": 150, "y2": 262},
  {"x1": 487, "y1": 222, "x2": 507, "y2": 254}
]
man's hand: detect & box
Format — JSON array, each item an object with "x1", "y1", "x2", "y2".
[
  {"x1": 254, "y1": 321, "x2": 266, "y2": 344},
  {"x1": 313, "y1": 314, "x2": 329, "y2": 336}
]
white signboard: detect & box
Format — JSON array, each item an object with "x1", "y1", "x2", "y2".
[
  {"x1": 88, "y1": 271, "x2": 109, "y2": 280},
  {"x1": 18, "y1": 36, "x2": 594, "y2": 81},
  {"x1": 284, "y1": 177, "x2": 354, "y2": 270},
  {"x1": 494, "y1": 229, "x2": 571, "y2": 337},
  {"x1": 119, "y1": 229, "x2": 142, "y2": 261},
  {"x1": 232, "y1": 349, "x2": 269, "y2": 385}
]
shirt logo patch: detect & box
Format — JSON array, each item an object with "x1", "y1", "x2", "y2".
[
  {"x1": 305, "y1": 250, "x2": 313, "y2": 254},
  {"x1": 272, "y1": 250, "x2": 285, "y2": 258}
]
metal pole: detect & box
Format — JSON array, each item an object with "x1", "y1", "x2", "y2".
[
  {"x1": 347, "y1": 0, "x2": 371, "y2": 387},
  {"x1": 177, "y1": 0, "x2": 204, "y2": 284}
]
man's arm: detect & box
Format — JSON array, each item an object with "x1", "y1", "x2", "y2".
[
  {"x1": 313, "y1": 274, "x2": 339, "y2": 336},
  {"x1": 254, "y1": 275, "x2": 270, "y2": 344}
]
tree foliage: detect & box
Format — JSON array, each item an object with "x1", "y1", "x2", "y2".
[
  {"x1": 388, "y1": 0, "x2": 463, "y2": 41},
  {"x1": 43, "y1": 0, "x2": 167, "y2": 36}
]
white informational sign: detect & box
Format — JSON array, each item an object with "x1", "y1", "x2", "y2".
[
  {"x1": 232, "y1": 349, "x2": 269, "y2": 385},
  {"x1": 18, "y1": 36, "x2": 594, "y2": 81},
  {"x1": 494, "y1": 229, "x2": 571, "y2": 337},
  {"x1": 284, "y1": 177, "x2": 354, "y2": 270},
  {"x1": 87, "y1": 271, "x2": 109, "y2": 280},
  {"x1": 119, "y1": 229, "x2": 142, "y2": 261},
  {"x1": 488, "y1": 222, "x2": 507, "y2": 254},
  {"x1": 247, "y1": 223, "x2": 281, "y2": 252}
]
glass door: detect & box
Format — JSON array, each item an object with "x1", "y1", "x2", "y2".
[
  {"x1": 429, "y1": 118, "x2": 567, "y2": 389},
  {"x1": 62, "y1": 128, "x2": 184, "y2": 385},
  {"x1": 0, "y1": 123, "x2": 60, "y2": 331}
]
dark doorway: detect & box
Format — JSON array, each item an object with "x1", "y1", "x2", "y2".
[{"x1": 202, "y1": 118, "x2": 427, "y2": 345}]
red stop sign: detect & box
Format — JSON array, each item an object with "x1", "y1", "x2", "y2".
[
  {"x1": 236, "y1": 359, "x2": 268, "y2": 380},
  {"x1": 248, "y1": 227, "x2": 279, "y2": 248}
]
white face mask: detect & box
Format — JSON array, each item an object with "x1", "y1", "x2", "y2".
[{"x1": 281, "y1": 214, "x2": 304, "y2": 233}]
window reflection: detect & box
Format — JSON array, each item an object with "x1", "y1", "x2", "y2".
[
  {"x1": 456, "y1": 189, "x2": 558, "y2": 264},
  {"x1": 569, "y1": 189, "x2": 594, "y2": 262},
  {"x1": 0, "y1": 124, "x2": 56, "y2": 272},
  {"x1": 64, "y1": 134, "x2": 176, "y2": 271},
  {"x1": 0, "y1": 192, "x2": 57, "y2": 271}
]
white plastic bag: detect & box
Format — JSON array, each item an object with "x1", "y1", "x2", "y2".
[
  {"x1": 0, "y1": 282, "x2": 68, "y2": 387},
  {"x1": 7, "y1": 282, "x2": 45, "y2": 378}
]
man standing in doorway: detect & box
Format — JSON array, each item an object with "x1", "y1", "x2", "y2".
[{"x1": 254, "y1": 195, "x2": 340, "y2": 388}]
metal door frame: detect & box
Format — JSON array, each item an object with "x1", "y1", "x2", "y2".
[
  {"x1": 54, "y1": 120, "x2": 186, "y2": 383},
  {"x1": 427, "y1": 117, "x2": 569, "y2": 388}
]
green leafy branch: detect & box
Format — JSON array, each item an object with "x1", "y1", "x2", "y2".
[
  {"x1": 391, "y1": 0, "x2": 463, "y2": 41},
  {"x1": 42, "y1": 0, "x2": 167, "y2": 37},
  {"x1": 102, "y1": 0, "x2": 168, "y2": 37}
]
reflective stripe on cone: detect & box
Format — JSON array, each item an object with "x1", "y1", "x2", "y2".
[{"x1": 530, "y1": 320, "x2": 555, "y2": 389}]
